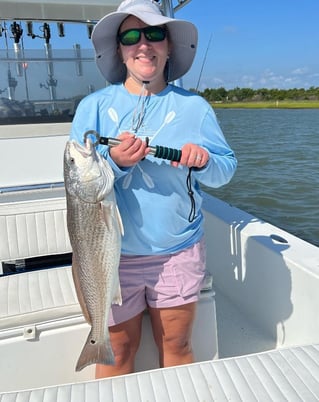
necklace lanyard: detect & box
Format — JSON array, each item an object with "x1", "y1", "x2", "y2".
[{"x1": 131, "y1": 82, "x2": 148, "y2": 133}]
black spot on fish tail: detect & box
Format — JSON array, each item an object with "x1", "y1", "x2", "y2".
[{"x1": 75, "y1": 331, "x2": 115, "y2": 372}]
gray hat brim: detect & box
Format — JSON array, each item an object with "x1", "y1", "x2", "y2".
[{"x1": 92, "y1": 6, "x2": 197, "y2": 83}]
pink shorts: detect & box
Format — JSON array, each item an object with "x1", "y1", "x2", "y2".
[{"x1": 108, "y1": 238, "x2": 206, "y2": 326}]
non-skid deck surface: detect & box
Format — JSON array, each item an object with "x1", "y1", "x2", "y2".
[{"x1": 1, "y1": 344, "x2": 318, "y2": 401}]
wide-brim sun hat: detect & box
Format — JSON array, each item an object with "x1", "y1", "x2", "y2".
[{"x1": 91, "y1": 0, "x2": 198, "y2": 83}]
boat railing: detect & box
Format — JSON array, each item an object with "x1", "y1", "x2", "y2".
[
  {"x1": 0, "y1": 182, "x2": 65, "y2": 194},
  {"x1": 0, "y1": 44, "x2": 105, "y2": 125},
  {"x1": 0, "y1": 0, "x2": 191, "y2": 126},
  {"x1": 0, "y1": 4, "x2": 116, "y2": 126}
]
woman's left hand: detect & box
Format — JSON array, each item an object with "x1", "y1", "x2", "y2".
[{"x1": 171, "y1": 143, "x2": 209, "y2": 168}]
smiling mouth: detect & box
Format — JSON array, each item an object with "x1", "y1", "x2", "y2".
[{"x1": 136, "y1": 55, "x2": 155, "y2": 61}]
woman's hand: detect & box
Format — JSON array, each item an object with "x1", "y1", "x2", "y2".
[
  {"x1": 171, "y1": 143, "x2": 209, "y2": 168},
  {"x1": 109, "y1": 132, "x2": 149, "y2": 167}
]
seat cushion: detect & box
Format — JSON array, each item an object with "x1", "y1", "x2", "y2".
[{"x1": 0, "y1": 266, "x2": 81, "y2": 331}]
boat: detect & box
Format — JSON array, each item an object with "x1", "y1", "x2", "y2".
[{"x1": 1, "y1": 0, "x2": 319, "y2": 400}]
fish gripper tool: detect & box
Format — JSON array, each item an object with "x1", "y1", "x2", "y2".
[{"x1": 83, "y1": 130, "x2": 182, "y2": 162}]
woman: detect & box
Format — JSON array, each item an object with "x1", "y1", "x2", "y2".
[{"x1": 70, "y1": 0, "x2": 237, "y2": 377}]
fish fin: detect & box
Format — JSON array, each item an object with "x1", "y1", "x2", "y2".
[
  {"x1": 101, "y1": 201, "x2": 124, "y2": 236},
  {"x1": 112, "y1": 284, "x2": 122, "y2": 306},
  {"x1": 71, "y1": 256, "x2": 91, "y2": 323},
  {"x1": 101, "y1": 200, "x2": 113, "y2": 231},
  {"x1": 116, "y1": 205, "x2": 124, "y2": 236},
  {"x1": 75, "y1": 331, "x2": 114, "y2": 372}
]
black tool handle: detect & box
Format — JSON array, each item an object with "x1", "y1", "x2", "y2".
[{"x1": 153, "y1": 145, "x2": 182, "y2": 162}]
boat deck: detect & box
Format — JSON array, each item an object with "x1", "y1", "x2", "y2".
[
  {"x1": 1, "y1": 343, "x2": 318, "y2": 401},
  {"x1": 215, "y1": 290, "x2": 275, "y2": 359}
]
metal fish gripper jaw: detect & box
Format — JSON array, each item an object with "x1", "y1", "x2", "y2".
[{"x1": 83, "y1": 130, "x2": 100, "y2": 147}]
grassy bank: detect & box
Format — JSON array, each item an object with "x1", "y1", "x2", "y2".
[{"x1": 211, "y1": 100, "x2": 319, "y2": 109}]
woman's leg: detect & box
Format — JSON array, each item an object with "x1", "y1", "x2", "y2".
[
  {"x1": 95, "y1": 311, "x2": 144, "y2": 378},
  {"x1": 148, "y1": 302, "x2": 197, "y2": 368}
]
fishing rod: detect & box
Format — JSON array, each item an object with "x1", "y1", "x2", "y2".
[
  {"x1": 84, "y1": 130, "x2": 182, "y2": 162},
  {"x1": 195, "y1": 33, "x2": 213, "y2": 92}
]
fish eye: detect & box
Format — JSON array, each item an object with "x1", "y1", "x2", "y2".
[{"x1": 70, "y1": 157, "x2": 75, "y2": 163}]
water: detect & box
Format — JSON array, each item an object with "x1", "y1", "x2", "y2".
[{"x1": 206, "y1": 108, "x2": 319, "y2": 247}]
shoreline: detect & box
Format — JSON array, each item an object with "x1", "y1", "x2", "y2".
[{"x1": 211, "y1": 100, "x2": 319, "y2": 109}]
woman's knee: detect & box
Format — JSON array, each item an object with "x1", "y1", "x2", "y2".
[
  {"x1": 111, "y1": 336, "x2": 139, "y2": 365},
  {"x1": 162, "y1": 332, "x2": 192, "y2": 354},
  {"x1": 149, "y1": 304, "x2": 196, "y2": 354},
  {"x1": 109, "y1": 313, "x2": 143, "y2": 365}
]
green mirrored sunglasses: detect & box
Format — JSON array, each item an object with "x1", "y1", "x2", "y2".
[{"x1": 118, "y1": 26, "x2": 167, "y2": 46}]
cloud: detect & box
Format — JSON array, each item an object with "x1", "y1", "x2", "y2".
[
  {"x1": 291, "y1": 67, "x2": 308, "y2": 75},
  {"x1": 240, "y1": 75, "x2": 256, "y2": 88},
  {"x1": 184, "y1": 64, "x2": 318, "y2": 90}
]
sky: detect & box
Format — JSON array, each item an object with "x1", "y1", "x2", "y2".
[{"x1": 175, "y1": 0, "x2": 319, "y2": 90}]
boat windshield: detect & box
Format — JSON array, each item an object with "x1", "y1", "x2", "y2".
[{"x1": 0, "y1": 20, "x2": 106, "y2": 125}]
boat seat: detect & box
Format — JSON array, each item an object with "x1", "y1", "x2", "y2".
[
  {"x1": 0, "y1": 266, "x2": 81, "y2": 331},
  {"x1": 0, "y1": 191, "x2": 71, "y2": 268},
  {"x1": 0, "y1": 192, "x2": 77, "y2": 332},
  {"x1": 1, "y1": 343, "x2": 318, "y2": 401}
]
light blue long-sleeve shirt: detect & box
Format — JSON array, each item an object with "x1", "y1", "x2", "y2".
[{"x1": 70, "y1": 83, "x2": 237, "y2": 255}]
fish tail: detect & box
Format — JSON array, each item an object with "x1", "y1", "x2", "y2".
[{"x1": 75, "y1": 332, "x2": 115, "y2": 372}]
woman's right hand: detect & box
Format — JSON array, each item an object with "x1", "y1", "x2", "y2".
[{"x1": 109, "y1": 132, "x2": 149, "y2": 167}]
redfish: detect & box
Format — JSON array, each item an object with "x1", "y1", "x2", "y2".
[{"x1": 64, "y1": 138, "x2": 123, "y2": 371}]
